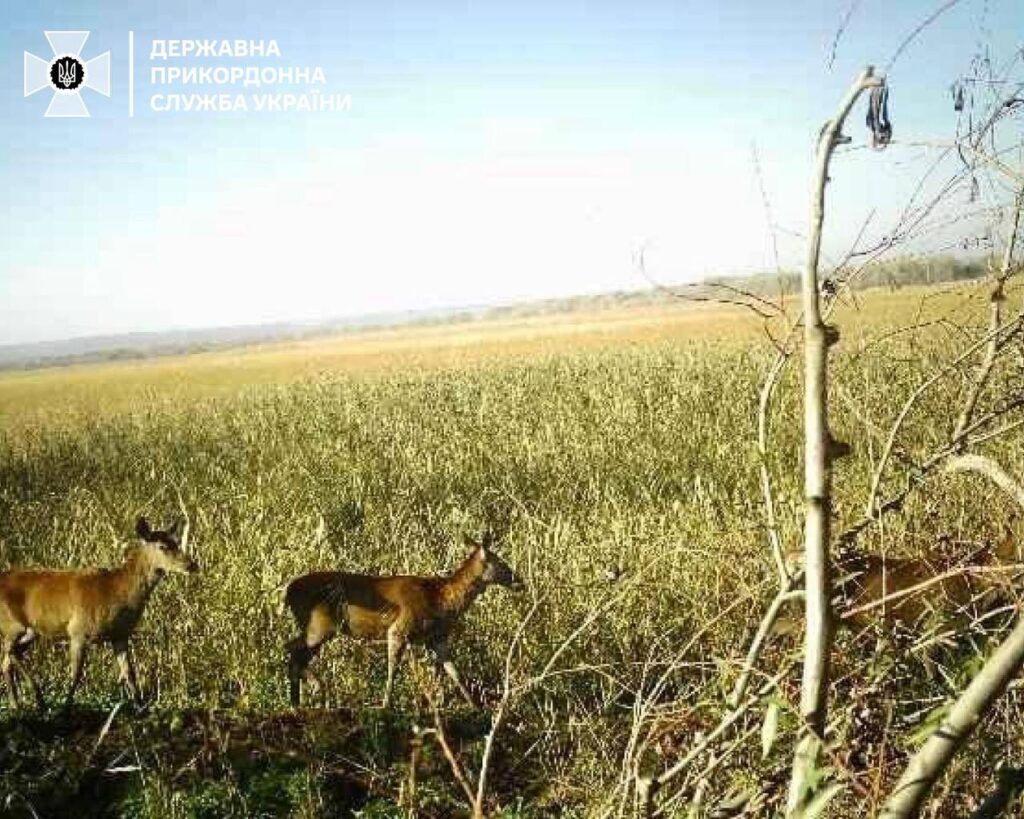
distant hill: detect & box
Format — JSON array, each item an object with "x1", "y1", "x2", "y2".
[
  {"x1": 0, "y1": 307, "x2": 483, "y2": 372},
  {"x1": 0, "y1": 255, "x2": 986, "y2": 372}
]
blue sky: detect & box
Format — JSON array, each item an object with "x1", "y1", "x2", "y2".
[{"x1": 1, "y1": 0, "x2": 1021, "y2": 344}]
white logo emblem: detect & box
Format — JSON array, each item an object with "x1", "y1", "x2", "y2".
[{"x1": 24, "y1": 31, "x2": 111, "y2": 118}]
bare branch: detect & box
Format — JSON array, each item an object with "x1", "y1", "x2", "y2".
[
  {"x1": 951, "y1": 187, "x2": 1024, "y2": 442},
  {"x1": 839, "y1": 563, "x2": 1023, "y2": 622},
  {"x1": 638, "y1": 668, "x2": 790, "y2": 813},
  {"x1": 729, "y1": 583, "x2": 803, "y2": 706},
  {"x1": 825, "y1": 0, "x2": 864, "y2": 71},
  {"x1": 635, "y1": 245, "x2": 786, "y2": 320},
  {"x1": 881, "y1": 459, "x2": 1024, "y2": 819},
  {"x1": 474, "y1": 596, "x2": 544, "y2": 813},
  {"x1": 884, "y1": 0, "x2": 966, "y2": 74},
  {"x1": 758, "y1": 350, "x2": 793, "y2": 584},
  {"x1": 788, "y1": 65, "x2": 884, "y2": 818},
  {"x1": 865, "y1": 311, "x2": 1024, "y2": 519},
  {"x1": 945, "y1": 454, "x2": 1024, "y2": 510}
]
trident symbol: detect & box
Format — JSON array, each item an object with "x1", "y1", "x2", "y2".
[
  {"x1": 57, "y1": 59, "x2": 77, "y2": 88},
  {"x1": 25, "y1": 31, "x2": 111, "y2": 117}
]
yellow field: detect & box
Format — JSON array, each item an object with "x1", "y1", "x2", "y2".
[
  {"x1": 0, "y1": 278, "x2": 1015, "y2": 817},
  {"x1": 0, "y1": 281, "x2": 990, "y2": 429}
]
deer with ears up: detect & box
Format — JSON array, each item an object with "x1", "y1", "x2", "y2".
[
  {"x1": 0, "y1": 516, "x2": 199, "y2": 710},
  {"x1": 285, "y1": 531, "x2": 524, "y2": 709}
]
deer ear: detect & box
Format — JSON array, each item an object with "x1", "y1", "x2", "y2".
[
  {"x1": 462, "y1": 532, "x2": 479, "y2": 549},
  {"x1": 481, "y1": 531, "x2": 494, "y2": 551},
  {"x1": 136, "y1": 517, "x2": 153, "y2": 540}
]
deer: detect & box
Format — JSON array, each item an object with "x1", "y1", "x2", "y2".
[
  {"x1": 773, "y1": 528, "x2": 1019, "y2": 638},
  {"x1": 284, "y1": 531, "x2": 524, "y2": 709},
  {"x1": 836, "y1": 528, "x2": 1019, "y2": 629},
  {"x1": 0, "y1": 516, "x2": 199, "y2": 710}
]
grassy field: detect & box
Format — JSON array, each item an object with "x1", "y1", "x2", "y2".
[{"x1": 1, "y1": 282, "x2": 1023, "y2": 817}]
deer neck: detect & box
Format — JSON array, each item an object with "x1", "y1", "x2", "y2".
[
  {"x1": 116, "y1": 548, "x2": 166, "y2": 609},
  {"x1": 439, "y1": 555, "x2": 487, "y2": 619}
]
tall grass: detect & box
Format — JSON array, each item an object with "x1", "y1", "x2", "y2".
[{"x1": 1, "y1": 287, "x2": 1022, "y2": 816}]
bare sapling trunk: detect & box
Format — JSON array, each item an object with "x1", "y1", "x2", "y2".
[{"x1": 786, "y1": 66, "x2": 884, "y2": 817}]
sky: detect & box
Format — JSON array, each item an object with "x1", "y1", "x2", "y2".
[{"x1": 1, "y1": 0, "x2": 1021, "y2": 345}]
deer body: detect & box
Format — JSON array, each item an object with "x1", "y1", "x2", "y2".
[
  {"x1": 838, "y1": 531, "x2": 1018, "y2": 628},
  {"x1": 772, "y1": 533, "x2": 1018, "y2": 639},
  {"x1": 285, "y1": 533, "x2": 522, "y2": 708},
  {"x1": 3, "y1": 557, "x2": 162, "y2": 641},
  {"x1": 0, "y1": 517, "x2": 198, "y2": 709}
]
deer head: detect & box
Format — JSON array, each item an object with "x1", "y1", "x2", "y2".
[
  {"x1": 135, "y1": 516, "x2": 199, "y2": 575},
  {"x1": 463, "y1": 531, "x2": 524, "y2": 591}
]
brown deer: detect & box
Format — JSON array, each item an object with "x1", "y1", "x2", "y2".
[
  {"x1": 285, "y1": 531, "x2": 524, "y2": 709},
  {"x1": 837, "y1": 529, "x2": 1019, "y2": 628},
  {"x1": 771, "y1": 529, "x2": 1019, "y2": 639},
  {"x1": 0, "y1": 516, "x2": 199, "y2": 709}
]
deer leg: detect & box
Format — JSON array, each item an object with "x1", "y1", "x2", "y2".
[
  {"x1": 64, "y1": 637, "x2": 88, "y2": 710},
  {"x1": 11, "y1": 631, "x2": 45, "y2": 711},
  {"x1": 383, "y1": 623, "x2": 409, "y2": 709},
  {"x1": 4, "y1": 629, "x2": 45, "y2": 710},
  {"x1": 288, "y1": 611, "x2": 335, "y2": 708},
  {"x1": 1, "y1": 638, "x2": 21, "y2": 708},
  {"x1": 113, "y1": 641, "x2": 140, "y2": 704},
  {"x1": 13, "y1": 634, "x2": 45, "y2": 708},
  {"x1": 429, "y1": 639, "x2": 477, "y2": 708},
  {"x1": 286, "y1": 637, "x2": 313, "y2": 708}
]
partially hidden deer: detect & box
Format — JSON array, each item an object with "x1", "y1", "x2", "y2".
[
  {"x1": 285, "y1": 531, "x2": 524, "y2": 709},
  {"x1": 0, "y1": 516, "x2": 199, "y2": 709},
  {"x1": 773, "y1": 529, "x2": 1019, "y2": 638},
  {"x1": 836, "y1": 528, "x2": 1018, "y2": 629}
]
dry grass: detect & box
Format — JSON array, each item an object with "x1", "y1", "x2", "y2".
[
  {"x1": 0, "y1": 279, "x2": 1020, "y2": 817},
  {"x1": 0, "y1": 282, "x2": 981, "y2": 425}
]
